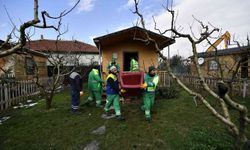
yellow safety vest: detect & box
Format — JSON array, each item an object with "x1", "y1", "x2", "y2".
[
  {"x1": 147, "y1": 76, "x2": 159, "y2": 92},
  {"x1": 106, "y1": 73, "x2": 117, "y2": 82}
]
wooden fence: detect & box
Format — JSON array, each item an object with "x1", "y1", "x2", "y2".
[
  {"x1": 0, "y1": 77, "x2": 55, "y2": 112},
  {"x1": 158, "y1": 71, "x2": 250, "y2": 97}
]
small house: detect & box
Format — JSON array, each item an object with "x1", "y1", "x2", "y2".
[
  {"x1": 191, "y1": 45, "x2": 250, "y2": 79},
  {"x1": 0, "y1": 40, "x2": 47, "y2": 80},
  {"x1": 25, "y1": 39, "x2": 99, "y2": 78},
  {"x1": 93, "y1": 26, "x2": 175, "y2": 76}
]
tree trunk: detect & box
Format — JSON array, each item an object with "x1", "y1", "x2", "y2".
[
  {"x1": 228, "y1": 82, "x2": 233, "y2": 96},
  {"x1": 45, "y1": 89, "x2": 55, "y2": 109},
  {"x1": 46, "y1": 97, "x2": 52, "y2": 109},
  {"x1": 234, "y1": 112, "x2": 248, "y2": 149}
]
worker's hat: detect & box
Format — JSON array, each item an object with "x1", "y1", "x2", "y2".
[
  {"x1": 109, "y1": 66, "x2": 117, "y2": 71},
  {"x1": 148, "y1": 66, "x2": 156, "y2": 73}
]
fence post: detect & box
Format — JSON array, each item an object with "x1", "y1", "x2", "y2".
[
  {"x1": 14, "y1": 82, "x2": 18, "y2": 105},
  {"x1": 0, "y1": 84, "x2": 3, "y2": 111},
  {"x1": 243, "y1": 80, "x2": 248, "y2": 98},
  {"x1": 4, "y1": 84, "x2": 9, "y2": 110},
  {"x1": 18, "y1": 81, "x2": 20, "y2": 103},
  {"x1": 10, "y1": 82, "x2": 13, "y2": 106}
]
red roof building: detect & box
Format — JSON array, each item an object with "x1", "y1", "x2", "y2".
[{"x1": 25, "y1": 39, "x2": 98, "y2": 54}]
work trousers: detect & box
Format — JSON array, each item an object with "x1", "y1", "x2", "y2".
[
  {"x1": 141, "y1": 92, "x2": 155, "y2": 118},
  {"x1": 104, "y1": 94, "x2": 121, "y2": 116},
  {"x1": 71, "y1": 89, "x2": 80, "y2": 112},
  {"x1": 87, "y1": 90, "x2": 102, "y2": 107}
]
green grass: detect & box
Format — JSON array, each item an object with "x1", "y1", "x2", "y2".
[{"x1": 0, "y1": 89, "x2": 249, "y2": 150}]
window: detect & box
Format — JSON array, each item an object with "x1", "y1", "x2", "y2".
[
  {"x1": 112, "y1": 53, "x2": 118, "y2": 59},
  {"x1": 209, "y1": 60, "x2": 218, "y2": 70},
  {"x1": 25, "y1": 57, "x2": 35, "y2": 75}
]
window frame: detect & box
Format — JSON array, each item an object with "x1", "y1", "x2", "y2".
[
  {"x1": 208, "y1": 60, "x2": 218, "y2": 71},
  {"x1": 25, "y1": 57, "x2": 35, "y2": 75}
]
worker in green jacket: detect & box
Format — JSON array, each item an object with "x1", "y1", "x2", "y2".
[
  {"x1": 140, "y1": 66, "x2": 159, "y2": 122},
  {"x1": 130, "y1": 58, "x2": 139, "y2": 72},
  {"x1": 107, "y1": 58, "x2": 120, "y2": 72},
  {"x1": 104, "y1": 66, "x2": 125, "y2": 121},
  {"x1": 85, "y1": 65, "x2": 104, "y2": 107}
]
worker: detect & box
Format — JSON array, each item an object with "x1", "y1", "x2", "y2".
[
  {"x1": 140, "y1": 66, "x2": 159, "y2": 122},
  {"x1": 104, "y1": 66, "x2": 125, "y2": 121},
  {"x1": 85, "y1": 64, "x2": 104, "y2": 107},
  {"x1": 107, "y1": 58, "x2": 120, "y2": 72},
  {"x1": 69, "y1": 68, "x2": 83, "y2": 114},
  {"x1": 130, "y1": 58, "x2": 139, "y2": 72}
]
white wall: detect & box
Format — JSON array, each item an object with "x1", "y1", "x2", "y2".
[{"x1": 46, "y1": 53, "x2": 99, "y2": 66}]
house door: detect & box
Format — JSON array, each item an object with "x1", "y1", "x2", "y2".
[{"x1": 123, "y1": 52, "x2": 138, "y2": 71}]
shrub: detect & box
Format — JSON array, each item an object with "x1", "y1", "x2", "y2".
[{"x1": 157, "y1": 85, "x2": 179, "y2": 99}]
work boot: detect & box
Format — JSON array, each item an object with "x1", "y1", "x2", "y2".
[
  {"x1": 96, "y1": 104, "x2": 103, "y2": 108},
  {"x1": 116, "y1": 115, "x2": 125, "y2": 121},
  {"x1": 72, "y1": 110, "x2": 81, "y2": 115},
  {"x1": 105, "y1": 111, "x2": 111, "y2": 116}
]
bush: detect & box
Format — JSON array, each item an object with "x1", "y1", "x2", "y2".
[{"x1": 157, "y1": 85, "x2": 179, "y2": 99}]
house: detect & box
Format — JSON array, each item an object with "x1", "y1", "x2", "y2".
[
  {"x1": 93, "y1": 26, "x2": 175, "y2": 76},
  {"x1": 25, "y1": 39, "x2": 99, "y2": 77},
  {"x1": 0, "y1": 40, "x2": 48, "y2": 80},
  {"x1": 191, "y1": 45, "x2": 250, "y2": 79}
]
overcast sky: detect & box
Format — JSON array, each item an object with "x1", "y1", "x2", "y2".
[{"x1": 0, "y1": 0, "x2": 250, "y2": 58}]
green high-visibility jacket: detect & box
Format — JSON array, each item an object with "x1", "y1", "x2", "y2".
[
  {"x1": 88, "y1": 69, "x2": 104, "y2": 91},
  {"x1": 144, "y1": 74, "x2": 159, "y2": 93},
  {"x1": 107, "y1": 62, "x2": 120, "y2": 72},
  {"x1": 130, "y1": 59, "x2": 139, "y2": 71}
]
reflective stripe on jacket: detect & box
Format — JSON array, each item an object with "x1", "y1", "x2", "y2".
[{"x1": 144, "y1": 74, "x2": 159, "y2": 93}]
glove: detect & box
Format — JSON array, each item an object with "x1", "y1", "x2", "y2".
[
  {"x1": 121, "y1": 89, "x2": 126, "y2": 93},
  {"x1": 80, "y1": 91, "x2": 83, "y2": 96},
  {"x1": 140, "y1": 83, "x2": 147, "y2": 89}
]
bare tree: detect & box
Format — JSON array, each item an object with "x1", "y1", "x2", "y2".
[
  {"x1": 33, "y1": 48, "x2": 79, "y2": 109},
  {"x1": 205, "y1": 35, "x2": 250, "y2": 95},
  {"x1": 31, "y1": 30, "x2": 80, "y2": 109},
  {"x1": 30, "y1": 32, "x2": 98, "y2": 109},
  {"x1": 132, "y1": 0, "x2": 249, "y2": 148},
  {"x1": 0, "y1": 0, "x2": 81, "y2": 109},
  {"x1": 0, "y1": 0, "x2": 80, "y2": 58}
]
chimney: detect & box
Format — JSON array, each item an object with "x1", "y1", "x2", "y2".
[{"x1": 40, "y1": 34, "x2": 44, "y2": 40}]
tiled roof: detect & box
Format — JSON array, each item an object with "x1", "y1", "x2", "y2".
[
  {"x1": 94, "y1": 26, "x2": 175, "y2": 50},
  {"x1": 0, "y1": 40, "x2": 4, "y2": 44},
  {"x1": 0, "y1": 39, "x2": 48, "y2": 57},
  {"x1": 25, "y1": 39, "x2": 99, "y2": 54},
  {"x1": 196, "y1": 45, "x2": 250, "y2": 58},
  {"x1": 0, "y1": 39, "x2": 13, "y2": 49}
]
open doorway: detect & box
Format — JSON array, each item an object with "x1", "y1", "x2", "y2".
[{"x1": 123, "y1": 52, "x2": 138, "y2": 71}]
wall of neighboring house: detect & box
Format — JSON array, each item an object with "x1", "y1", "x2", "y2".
[
  {"x1": 0, "y1": 54, "x2": 47, "y2": 80},
  {"x1": 101, "y1": 40, "x2": 158, "y2": 75},
  {"x1": 14, "y1": 54, "x2": 47, "y2": 80},
  {"x1": 46, "y1": 53, "x2": 99, "y2": 66},
  {"x1": 0, "y1": 55, "x2": 15, "y2": 77},
  {"x1": 192, "y1": 54, "x2": 250, "y2": 79}
]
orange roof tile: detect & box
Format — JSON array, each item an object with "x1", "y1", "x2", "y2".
[{"x1": 25, "y1": 39, "x2": 98, "y2": 54}]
